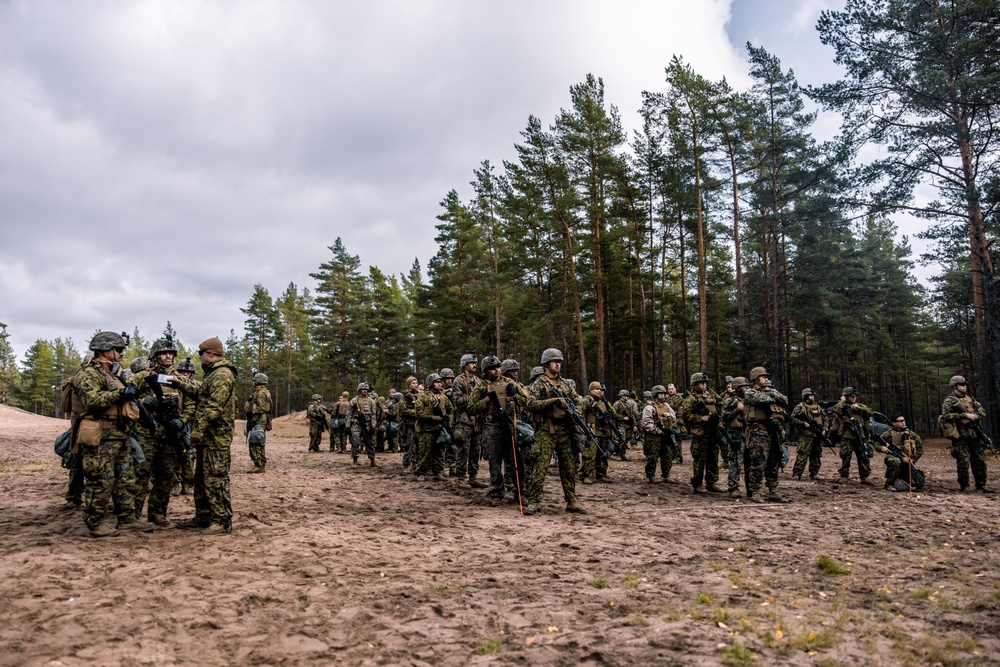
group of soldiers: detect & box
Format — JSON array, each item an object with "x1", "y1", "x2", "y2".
[
  {"x1": 303, "y1": 354, "x2": 993, "y2": 511},
  {"x1": 62, "y1": 331, "x2": 993, "y2": 535},
  {"x1": 63, "y1": 331, "x2": 240, "y2": 538}
]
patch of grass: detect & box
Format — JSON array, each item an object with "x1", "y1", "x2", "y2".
[
  {"x1": 909, "y1": 587, "x2": 936, "y2": 600},
  {"x1": 590, "y1": 573, "x2": 609, "y2": 589},
  {"x1": 695, "y1": 592, "x2": 712, "y2": 604},
  {"x1": 709, "y1": 559, "x2": 725, "y2": 572},
  {"x1": 630, "y1": 614, "x2": 650, "y2": 627},
  {"x1": 473, "y1": 638, "x2": 501, "y2": 655},
  {"x1": 734, "y1": 544, "x2": 749, "y2": 552},
  {"x1": 710, "y1": 605, "x2": 729, "y2": 623},
  {"x1": 720, "y1": 641, "x2": 755, "y2": 666},
  {"x1": 816, "y1": 555, "x2": 851, "y2": 575},
  {"x1": 431, "y1": 583, "x2": 447, "y2": 592},
  {"x1": 666, "y1": 608, "x2": 684, "y2": 621},
  {"x1": 752, "y1": 556, "x2": 764, "y2": 566},
  {"x1": 786, "y1": 629, "x2": 838, "y2": 652},
  {"x1": 624, "y1": 572, "x2": 641, "y2": 589},
  {"x1": 818, "y1": 660, "x2": 841, "y2": 667}
]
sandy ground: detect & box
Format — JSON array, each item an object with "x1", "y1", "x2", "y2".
[{"x1": 2, "y1": 403, "x2": 1000, "y2": 666}]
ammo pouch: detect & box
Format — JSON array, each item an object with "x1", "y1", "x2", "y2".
[
  {"x1": 938, "y1": 415, "x2": 959, "y2": 439},
  {"x1": 435, "y1": 428, "x2": 452, "y2": 449},
  {"x1": 129, "y1": 436, "x2": 145, "y2": 465},
  {"x1": 76, "y1": 418, "x2": 104, "y2": 449}
]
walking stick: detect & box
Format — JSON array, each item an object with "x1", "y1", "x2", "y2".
[{"x1": 511, "y1": 410, "x2": 524, "y2": 516}]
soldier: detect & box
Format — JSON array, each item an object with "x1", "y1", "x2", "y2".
[
  {"x1": 175, "y1": 337, "x2": 238, "y2": 535},
  {"x1": 439, "y1": 367, "x2": 457, "y2": 474},
  {"x1": 128, "y1": 336, "x2": 189, "y2": 527},
  {"x1": 882, "y1": 414, "x2": 924, "y2": 491},
  {"x1": 499, "y1": 359, "x2": 527, "y2": 493},
  {"x1": 718, "y1": 375, "x2": 735, "y2": 467},
  {"x1": 384, "y1": 391, "x2": 400, "y2": 452},
  {"x1": 829, "y1": 386, "x2": 874, "y2": 484},
  {"x1": 332, "y1": 391, "x2": 350, "y2": 453},
  {"x1": 665, "y1": 383, "x2": 686, "y2": 463},
  {"x1": 940, "y1": 375, "x2": 989, "y2": 492},
  {"x1": 742, "y1": 367, "x2": 789, "y2": 503},
  {"x1": 790, "y1": 388, "x2": 827, "y2": 480},
  {"x1": 529, "y1": 366, "x2": 545, "y2": 385},
  {"x1": 613, "y1": 389, "x2": 637, "y2": 460},
  {"x1": 524, "y1": 348, "x2": 587, "y2": 515},
  {"x1": 245, "y1": 373, "x2": 272, "y2": 473},
  {"x1": 307, "y1": 394, "x2": 330, "y2": 452},
  {"x1": 451, "y1": 354, "x2": 487, "y2": 489},
  {"x1": 681, "y1": 373, "x2": 724, "y2": 494},
  {"x1": 579, "y1": 382, "x2": 620, "y2": 483},
  {"x1": 70, "y1": 331, "x2": 149, "y2": 537},
  {"x1": 400, "y1": 377, "x2": 420, "y2": 470},
  {"x1": 641, "y1": 385, "x2": 677, "y2": 484},
  {"x1": 721, "y1": 376, "x2": 748, "y2": 497},
  {"x1": 413, "y1": 373, "x2": 454, "y2": 480},
  {"x1": 172, "y1": 356, "x2": 199, "y2": 495},
  {"x1": 130, "y1": 356, "x2": 149, "y2": 375},
  {"x1": 468, "y1": 355, "x2": 528, "y2": 505},
  {"x1": 347, "y1": 382, "x2": 379, "y2": 466}
]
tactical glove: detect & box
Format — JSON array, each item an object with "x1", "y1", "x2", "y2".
[
  {"x1": 142, "y1": 395, "x2": 159, "y2": 410},
  {"x1": 168, "y1": 418, "x2": 185, "y2": 432},
  {"x1": 506, "y1": 384, "x2": 516, "y2": 397},
  {"x1": 488, "y1": 390, "x2": 499, "y2": 403},
  {"x1": 119, "y1": 383, "x2": 139, "y2": 402},
  {"x1": 433, "y1": 405, "x2": 444, "y2": 417}
]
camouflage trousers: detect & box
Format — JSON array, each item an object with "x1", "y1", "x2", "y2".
[
  {"x1": 332, "y1": 426, "x2": 348, "y2": 452},
  {"x1": 580, "y1": 436, "x2": 611, "y2": 480},
  {"x1": 386, "y1": 424, "x2": 399, "y2": 452},
  {"x1": 950, "y1": 438, "x2": 987, "y2": 490},
  {"x1": 194, "y1": 447, "x2": 232, "y2": 526},
  {"x1": 350, "y1": 423, "x2": 375, "y2": 462},
  {"x1": 414, "y1": 430, "x2": 445, "y2": 477},
  {"x1": 690, "y1": 432, "x2": 720, "y2": 489},
  {"x1": 249, "y1": 433, "x2": 266, "y2": 469},
  {"x1": 308, "y1": 422, "x2": 324, "y2": 451},
  {"x1": 838, "y1": 435, "x2": 871, "y2": 480},
  {"x1": 526, "y1": 427, "x2": 577, "y2": 506},
  {"x1": 482, "y1": 423, "x2": 524, "y2": 501},
  {"x1": 726, "y1": 429, "x2": 743, "y2": 493},
  {"x1": 792, "y1": 435, "x2": 823, "y2": 479},
  {"x1": 129, "y1": 433, "x2": 178, "y2": 521},
  {"x1": 400, "y1": 423, "x2": 416, "y2": 466},
  {"x1": 745, "y1": 426, "x2": 781, "y2": 497},
  {"x1": 884, "y1": 454, "x2": 920, "y2": 488},
  {"x1": 82, "y1": 436, "x2": 136, "y2": 530},
  {"x1": 66, "y1": 452, "x2": 85, "y2": 504},
  {"x1": 450, "y1": 424, "x2": 481, "y2": 480},
  {"x1": 643, "y1": 433, "x2": 672, "y2": 481},
  {"x1": 173, "y1": 452, "x2": 195, "y2": 487}
]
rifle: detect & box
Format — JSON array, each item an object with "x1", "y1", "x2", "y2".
[
  {"x1": 877, "y1": 431, "x2": 926, "y2": 490},
  {"x1": 802, "y1": 417, "x2": 836, "y2": 450},
  {"x1": 843, "y1": 405, "x2": 871, "y2": 462},
  {"x1": 111, "y1": 363, "x2": 155, "y2": 433},
  {"x1": 948, "y1": 401, "x2": 999, "y2": 458},
  {"x1": 593, "y1": 397, "x2": 624, "y2": 458},
  {"x1": 548, "y1": 386, "x2": 599, "y2": 449},
  {"x1": 489, "y1": 388, "x2": 525, "y2": 514},
  {"x1": 356, "y1": 403, "x2": 375, "y2": 444},
  {"x1": 309, "y1": 406, "x2": 328, "y2": 432},
  {"x1": 143, "y1": 374, "x2": 189, "y2": 458},
  {"x1": 432, "y1": 403, "x2": 454, "y2": 442}
]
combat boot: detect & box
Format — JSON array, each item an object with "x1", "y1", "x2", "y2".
[
  {"x1": 693, "y1": 485, "x2": 707, "y2": 494},
  {"x1": 88, "y1": 524, "x2": 121, "y2": 538},
  {"x1": 175, "y1": 517, "x2": 210, "y2": 530},
  {"x1": 202, "y1": 522, "x2": 232, "y2": 536},
  {"x1": 767, "y1": 491, "x2": 789, "y2": 503},
  {"x1": 792, "y1": 474, "x2": 802, "y2": 481},
  {"x1": 117, "y1": 520, "x2": 155, "y2": 533},
  {"x1": 352, "y1": 457, "x2": 359, "y2": 466},
  {"x1": 522, "y1": 504, "x2": 540, "y2": 516},
  {"x1": 596, "y1": 476, "x2": 613, "y2": 484},
  {"x1": 729, "y1": 489, "x2": 742, "y2": 498},
  {"x1": 749, "y1": 491, "x2": 766, "y2": 504},
  {"x1": 369, "y1": 458, "x2": 378, "y2": 467},
  {"x1": 454, "y1": 477, "x2": 471, "y2": 489},
  {"x1": 706, "y1": 484, "x2": 724, "y2": 493},
  {"x1": 565, "y1": 502, "x2": 588, "y2": 514},
  {"x1": 859, "y1": 477, "x2": 874, "y2": 486},
  {"x1": 469, "y1": 477, "x2": 488, "y2": 489},
  {"x1": 646, "y1": 477, "x2": 660, "y2": 484},
  {"x1": 581, "y1": 477, "x2": 593, "y2": 485},
  {"x1": 149, "y1": 515, "x2": 171, "y2": 527}
]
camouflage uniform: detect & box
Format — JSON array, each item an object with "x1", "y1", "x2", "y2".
[
  {"x1": 941, "y1": 389, "x2": 988, "y2": 490},
  {"x1": 71, "y1": 355, "x2": 139, "y2": 533},
  {"x1": 720, "y1": 382, "x2": 747, "y2": 495},
  {"x1": 332, "y1": 392, "x2": 351, "y2": 453},
  {"x1": 246, "y1": 378, "x2": 272, "y2": 471},
  {"x1": 399, "y1": 380, "x2": 419, "y2": 467},
  {"x1": 790, "y1": 397, "x2": 826, "y2": 479},
  {"x1": 347, "y1": 388, "x2": 378, "y2": 465},
  {"x1": 579, "y1": 385, "x2": 621, "y2": 482},
  {"x1": 171, "y1": 359, "x2": 200, "y2": 495},
  {"x1": 452, "y1": 366, "x2": 484, "y2": 486},
  {"x1": 614, "y1": 392, "x2": 639, "y2": 459},
  {"x1": 414, "y1": 380, "x2": 454, "y2": 477},
  {"x1": 742, "y1": 379, "x2": 789, "y2": 501},
  {"x1": 307, "y1": 397, "x2": 329, "y2": 452},
  {"x1": 882, "y1": 425, "x2": 923, "y2": 489},
  {"x1": 640, "y1": 389, "x2": 677, "y2": 483},
  {"x1": 525, "y1": 370, "x2": 582, "y2": 512},
  {"x1": 384, "y1": 395, "x2": 400, "y2": 452},
  {"x1": 183, "y1": 352, "x2": 238, "y2": 530},
  {"x1": 681, "y1": 381, "x2": 723, "y2": 492},
  {"x1": 666, "y1": 389, "x2": 686, "y2": 462},
  {"x1": 829, "y1": 395, "x2": 873, "y2": 481},
  {"x1": 467, "y1": 366, "x2": 528, "y2": 501}
]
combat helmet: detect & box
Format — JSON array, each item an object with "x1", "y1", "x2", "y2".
[
  {"x1": 842, "y1": 386, "x2": 857, "y2": 396},
  {"x1": 731, "y1": 376, "x2": 749, "y2": 389},
  {"x1": 130, "y1": 356, "x2": 149, "y2": 373},
  {"x1": 89, "y1": 331, "x2": 128, "y2": 352},
  {"x1": 642, "y1": 390, "x2": 653, "y2": 400},
  {"x1": 253, "y1": 372, "x2": 268, "y2": 385},
  {"x1": 176, "y1": 356, "x2": 196, "y2": 374},
  {"x1": 690, "y1": 372, "x2": 708, "y2": 385},
  {"x1": 311, "y1": 393, "x2": 322, "y2": 400},
  {"x1": 481, "y1": 354, "x2": 501, "y2": 372},
  {"x1": 724, "y1": 375, "x2": 734, "y2": 384},
  {"x1": 651, "y1": 384, "x2": 667, "y2": 395},
  {"x1": 425, "y1": 373, "x2": 442, "y2": 386},
  {"x1": 618, "y1": 389, "x2": 630, "y2": 398},
  {"x1": 540, "y1": 348, "x2": 564, "y2": 365},
  {"x1": 749, "y1": 367, "x2": 769, "y2": 381},
  {"x1": 949, "y1": 375, "x2": 967, "y2": 387},
  {"x1": 149, "y1": 337, "x2": 178, "y2": 358},
  {"x1": 500, "y1": 359, "x2": 519, "y2": 375},
  {"x1": 439, "y1": 368, "x2": 455, "y2": 379},
  {"x1": 801, "y1": 387, "x2": 816, "y2": 399},
  {"x1": 460, "y1": 353, "x2": 477, "y2": 368},
  {"x1": 529, "y1": 366, "x2": 545, "y2": 383},
  {"x1": 357, "y1": 382, "x2": 370, "y2": 392}
]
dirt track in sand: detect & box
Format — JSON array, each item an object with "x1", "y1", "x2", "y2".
[{"x1": 2, "y1": 403, "x2": 1000, "y2": 666}]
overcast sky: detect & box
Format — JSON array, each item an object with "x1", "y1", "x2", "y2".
[{"x1": 1, "y1": 0, "x2": 877, "y2": 361}]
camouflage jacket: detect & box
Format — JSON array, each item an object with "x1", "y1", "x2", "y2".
[
  {"x1": 190, "y1": 357, "x2": 238, "y2": 448},
  {"x1": 614, "y1": 397, "x2": 639, "y2": 429},
  {"x1": 414, "y1": 387, "x2": 454, "y2": 433},
  {"x1": 467, "y1": 375, "x2": 527, "y2": 420},
  {"x1": 829, "y1": 399, "x2": 872, "y2": 440},
  {"x1": 72, "y1": 358, "x2": 134, "y2": 439},
  {"x1": 721, "y1": 393, "x2": 745, "y2": 431},
  {"x1": 526, "y1": 374, "x2": 581, "y2": 434},
  {"x1": 743, "y1": 387, "x2": 790, "y2": 430},
  {"x1": 579, "y1": 395, "x2": 621, "y2": 438},
  {"x1": 641, "y1": 399, "x2": 676, "y2": 434},
  {"x1": 790, "y1": 401, "x2": 825, "y2": 430},
  {"x1": 131, "y1": 360, "x2": 186, "y2": 438},
  {"x1": 451, "y1": 372, "x2": 481, "y2": 428},
  {"x1": 347, "y1": 395, "x2": 378, "y2": 430},
  {"x1": 941, "y1": 394, "x2": 987, "y2": 440},
  {"x1": 681, "y1": 388, "x2": 723, "y2": 436},
  {"x1": 246, "y1": 386, "x2": 273, "y2": 430},
  {"x1": 400, "y1": 390, "x2": 419, "y2": 424},
  {"x1": 306, "y1": 402, "x2": 329, "y2": 426},
  {"x1": 882, "y1": 427, "x2": 923, "y2": 462}
]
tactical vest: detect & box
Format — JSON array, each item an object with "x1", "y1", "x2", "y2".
[
  {"x1": 539, "y1": 376, "x2": 571, "y2": 421},
  {"x1": 584, "y1": 398, "x2": 607, "y2": 429},
  {"x1": 415, "y1": 391, "x2": 443, "y2": 434},
  {"x1": 654, "y1": 401, "x2": 675, "y2": 429},
  {"x1": 724, "y1": 397, "x2": 744, "y2": 429},
  {"x1": 337, "y1": 399, "x2": 350, "y2": 416},
  {"x1": 800, "y1": 402, "x2": 824, "y2": 426},
  {"x1": 687, "y1": 391, "x2": 717, "y2": 436},
  {"x1": 355, "y1": 396, "x2": 374, "y2": 416},
  {"x1": 886, "y1": 429, "x2": 917, "y2": 458},
  {"x1": 483, "y1": 378, "x2": 517, "y2": 415}
]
